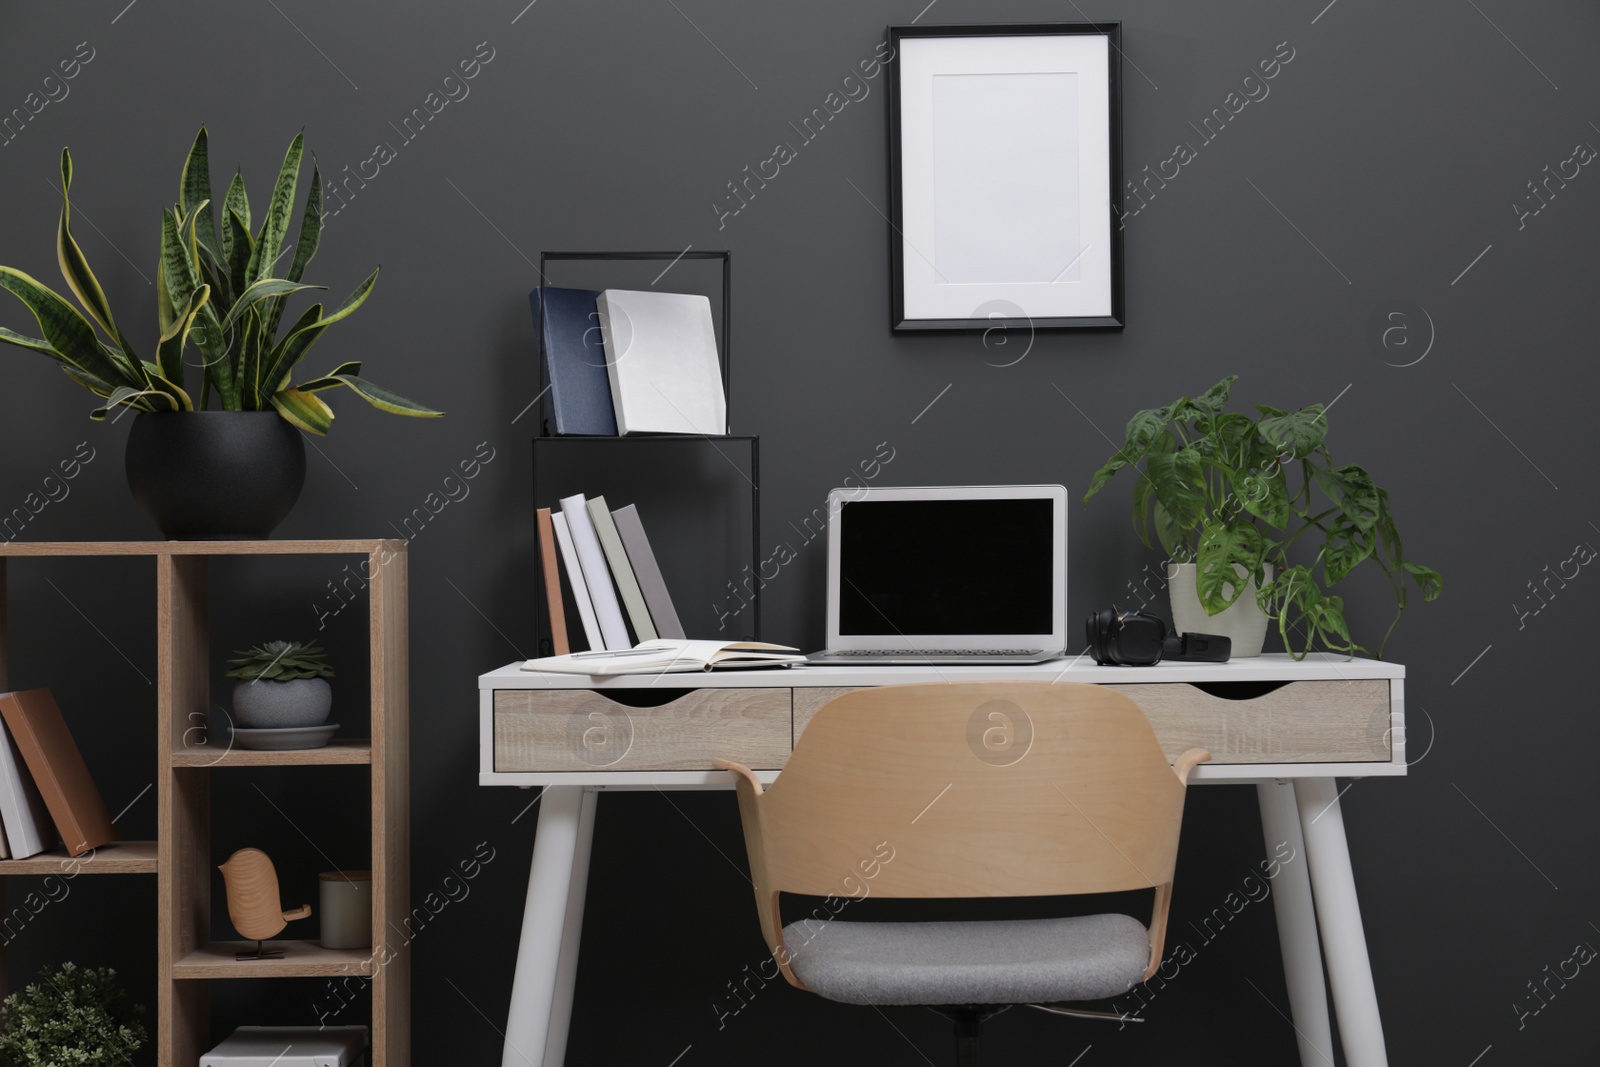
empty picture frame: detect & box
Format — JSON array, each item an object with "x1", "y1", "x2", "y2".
[{"x1": 887, "y1": 23, "x2": 1124, "y2": 331}]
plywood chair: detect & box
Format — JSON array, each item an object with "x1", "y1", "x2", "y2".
[{"x1": 716, "y1": 682, "x2": 1209, "y2": 1065}]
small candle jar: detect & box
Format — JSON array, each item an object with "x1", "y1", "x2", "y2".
[{"x1": 319, "y1": 870, "x2": 372, "y2": 950}]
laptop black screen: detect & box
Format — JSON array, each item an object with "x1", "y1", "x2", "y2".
[{"x1": 837, "y1": 498, "x2": 1055, "y2": 636}]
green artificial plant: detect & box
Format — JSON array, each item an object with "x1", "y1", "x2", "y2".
[
  {"x1": 0, "y1": 963, "x2": 146, "y2": 1067},
  {"x1": 1083, "y1": 375, "x2": 1441, "y2": 658},
  {"x1": 0, "y1": 127, "x2": 441, "y2": 433},
  {"x1": 226, "y1": 639, "x2": 335, "y2": 682}
]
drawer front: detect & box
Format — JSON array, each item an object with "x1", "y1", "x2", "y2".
[
  {"x1": 793, "y1": 680, "x2": 1391, "y2": 764},
  {"x1": 494, "y1": 688, "x2": 793, "y2": 772},
  {"x1": 1106, "y1": 680, "x2": 1392, "y2": 763},
  {"x1": 793, "y1": 687, "x2": 868, "y2": 742}
]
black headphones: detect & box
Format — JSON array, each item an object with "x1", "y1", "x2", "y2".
[{"x1": 1085, "y1": 608, "x2": 1232, "y2": 666}]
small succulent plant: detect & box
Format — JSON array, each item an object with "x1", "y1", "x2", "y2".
[{"x1": 225, "y1": 640, "x2": 334, "y2": 681}]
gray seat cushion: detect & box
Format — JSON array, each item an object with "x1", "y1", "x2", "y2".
[{"x1": 783, "y1": 912, "x2": 1151, "y2": 1006}]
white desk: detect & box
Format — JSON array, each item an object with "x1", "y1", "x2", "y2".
[{"x1": 478, "y1": 655, "x2": 1406, "y2": 1066}]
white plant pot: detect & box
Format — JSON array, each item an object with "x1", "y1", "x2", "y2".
[
  {"x1": 1167, "y1": 562, "x2": 1273, "y2": 658},
  {"x1": 233, "y1": 677, "x2": 333, "y2": 729}
]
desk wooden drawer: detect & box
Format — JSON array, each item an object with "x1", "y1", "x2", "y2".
[
  {"x1": 1107, "y1": 680, "x2": 1391, "y2": 763},
  {"x1": 794, "y1": 680, "x2": 1392, "y2": 764},
  {"x1": 494, "y1": 689, "x2": 793, "y2": 772}
]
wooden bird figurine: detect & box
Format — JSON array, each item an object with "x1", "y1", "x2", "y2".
[{"x1": 218, "y1": 848, "x2": 312, "y2": 960}]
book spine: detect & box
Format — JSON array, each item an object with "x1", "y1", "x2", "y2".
[
  {"x1": 536, "y1": 507, "x2": 571, "y2": 656},
  {"x1": 0, "y1": 710, "x2": 50, "y2": 859},
  {"x1": 588, "y1": 497, "x2": 657, "y2": 643},
  {"x1": 611, "y1": 504, "x2": 686, "y2": 639},
  {"x1": 531, "y1": 289, "x2": 560, "y2": 435},
  {"x1": 552, "y1": 512, "x2": 603, "y2": 651},
  {"x1": 561, "y1": 494, "x2": 631, "y2": 650},
  {"x1": 595, "y1": 292, "x2": 630, "y2": 436}
]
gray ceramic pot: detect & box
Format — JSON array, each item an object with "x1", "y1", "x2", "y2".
[
  {"x1": 1167, "y1": 562, "x2": 1273, "y2": 658},
  {"x1": 233, "y1": 677, "x2": 333, "y2": 728}
]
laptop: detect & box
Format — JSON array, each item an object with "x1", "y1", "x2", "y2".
[{"x1": 807, "y1": 485, "x2": 1067, "y2": 666}]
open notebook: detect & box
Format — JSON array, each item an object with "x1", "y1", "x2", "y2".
[{"x1": 522, "y1": 639, "x2": 803, "y2": 676}]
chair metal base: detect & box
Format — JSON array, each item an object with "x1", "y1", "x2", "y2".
[
  {"x1": 931, "y1": 1006, "x2": 1010, "y2": 1067},
  {"x1": 933, "y1": 1001, "x2": 1135, "y2": 1065},
  {"x1": 1025, "y1": 1002, "x2": 1142, "y2": 1024}
]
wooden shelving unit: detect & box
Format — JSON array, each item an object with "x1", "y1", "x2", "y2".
[
  {"x1": 172, "y1": 941, "x2": 377, "y2": 980},
  {"x1": 0, "y1": 540, "x2": 409, "y2": 1067},
  {"x1": 170, "y1": 737, "x2": 374, "y2": 767},
  {"x1": 0, "y1": 839, "x2": 160, "y2": 874}
]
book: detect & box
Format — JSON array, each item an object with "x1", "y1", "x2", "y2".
[
  {"x1": 530, "y1": 287, "x2": 618, "y2": 436},
  {"x1": 587, "y1": 496, "x2": 657, "y2": 643},
  {"x1": 0, "y1": 689, "x2": 113, "y2": 857},
  {"x1": 594, "y1": 289, "x2": 726, "y2": 435},
  {"x1": 611, "y1": 503, "x2": 685, "y2": 640},
  {"x1": 536, "y1": 507, "x2": 571, "y2": 656},
  {"x1": 0, "y1": 712, "x2": 55, "y2": 860},
  {"x1": 521, "y1": 639, "x2": 805, "y2": 676},
  {"x1": 552, "y1": 512, "x2": 602, "y2": 652},
  {"x1": 560, "y1": 494, "x2": 630, "y2": 650}
]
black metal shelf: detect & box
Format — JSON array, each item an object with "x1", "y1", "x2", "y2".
[
  {"x1": 531, "y1": 251, "x2": 759, "y2": 651},
  {"x1": 536, "y1": 250, "x2": 732, "y2": 438}
]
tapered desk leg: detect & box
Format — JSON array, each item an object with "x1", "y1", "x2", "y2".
[
  {"x1": 503, "y1": 786, "x2": 598, "y2": 1067},
  {"x1": 1295, "y1": 778, "x2": 1389, "y2": 1066},
  {"x1": 1257, "y1": 781, "x2": 1334, "y2": 1067}
]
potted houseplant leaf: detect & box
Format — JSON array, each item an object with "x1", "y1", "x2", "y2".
[
  {"x1": 226, "y1": 639, "x2": 335, "y2": 728},
  {"x1": 1083, "y1": 375, "x2": 1441, "y2": 658},
  {"x1": 0, "y1": 962, "x2": 146, "y2": 1067},
  {"x1": 0, "y1": 127, "x2": 442, "y2": 539}
]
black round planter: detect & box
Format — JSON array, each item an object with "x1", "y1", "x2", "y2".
[{"x1": 125, "y1": 411, "x2": 306, "y2": 539}]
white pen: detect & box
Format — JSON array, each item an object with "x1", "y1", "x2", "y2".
[{"x1": 566, "y1": 648, "x2": 657, "y2": 659}]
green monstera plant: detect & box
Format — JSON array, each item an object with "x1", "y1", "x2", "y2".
[
  {"x1": 1083, "y1": 375, "x2": 1441, "y2": 658},
  {"x1": 0, "y1": 127, "x2": 440, "y2": 433}
]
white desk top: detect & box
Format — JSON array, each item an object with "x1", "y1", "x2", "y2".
[
  {"x1": 479, "y1": 652, "x2": 1404, "y2": 690},
  {"x1": 479, "y1": 653, "x2": 1407, "y2": 786}
]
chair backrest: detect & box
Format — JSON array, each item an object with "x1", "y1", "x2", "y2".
[
  {"x1": 721, "y1": 682, "x2": 1208, "y2": 986},
  {"x1": 747, "y1": 682, "x2": 1189, "y2": 903}
]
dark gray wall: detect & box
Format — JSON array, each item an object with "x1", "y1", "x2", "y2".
[{"x1": 2, "y1": 1, "x2": 1597, "y2": 1062}]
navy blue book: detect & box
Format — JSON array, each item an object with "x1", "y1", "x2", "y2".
[{"x1": 530, "y1": 287, "x2": 618, "y2": 435}]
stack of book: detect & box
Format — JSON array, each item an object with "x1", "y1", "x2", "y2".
[
  {"x1": 535, "y1": 495, "x2": 803, "y2": 673},
  {"x1": 538, "y1": 495, "x2": 687, "y2": 655},
  {"x1": 0, "y1": 688, "x2": 117, "y2": 860},
  {"x1": 531, "y1": 286, "x2": 727, "y2": 436}
]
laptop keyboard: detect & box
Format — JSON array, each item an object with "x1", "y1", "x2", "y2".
[{"x1": 829, "y1": 649, "x2": 1043, "y2": 657}]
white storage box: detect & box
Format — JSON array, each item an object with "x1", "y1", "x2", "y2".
[{"x1": 199, "y1": 1025, "x2": 368, "y2": 1066}]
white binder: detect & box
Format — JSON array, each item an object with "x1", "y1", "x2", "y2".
[{"x1": 200, "y1": 1025, "x2": 368, "y2": 1066}]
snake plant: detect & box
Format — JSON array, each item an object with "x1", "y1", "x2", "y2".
[{"x1": 0, "y1": 128, "x2": 441, "y2": 433}]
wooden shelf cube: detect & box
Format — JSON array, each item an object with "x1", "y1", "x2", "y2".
[{"x1": 0, "y1": 540, "x2": 409, "y2": 1067}]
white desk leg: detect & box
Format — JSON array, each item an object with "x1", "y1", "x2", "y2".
[
  {"x1": 1295, "y1": 778, "x2": 1389, "y2": 1067},
  {"x1": 503, "y1": 786, "x2": 599, "y2": 1067},
  {"x1": 545, "y1": 788, "x2": 597, "y2": 1063},
  {"x1": 1257, "y1": 781, "x2": 1334, "y2": 1067}
]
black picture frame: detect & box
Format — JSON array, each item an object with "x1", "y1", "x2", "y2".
[{"x1": 886, "y1": 22, "x2": 1125, "y2": 332}]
